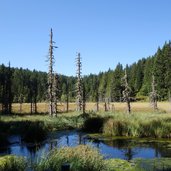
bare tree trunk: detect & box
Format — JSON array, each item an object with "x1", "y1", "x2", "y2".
[
  {"x1": 122, "y1": 69, "x2": 131, "y2": 114},
  {"x1": 66, "y1": 80, "x2": 69, "y2": 112},
  {"x1": 104, "y1": 102, "x2": 107, "y2": 112},
  {"x1": 76, "y1": 53, "x2": 83, "y2": 112},
  {"x1": 150, "y1": 74, "x2": 158, "y2": 111},
  {"x1": 19, "y1": 94, "x2": 23, "y2": 114},
  {"x1": 47, "y1": 28, "x2": 57, "y2": 116},
  {"x1": 48, "y1": 29, "x2": 54, "y2": 116},
  {"x1": 52, "y1": 73, "x2": 58, "y2": 116},
  {"x1": 82, "y1": 83, "x2": 86, "y2": 114},
  {"x1": 169, "y1": 90, "x2": 171, "y2": 111}
]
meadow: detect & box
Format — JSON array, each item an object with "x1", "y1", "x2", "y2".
[
  {"x1": 1, "y1": 101, "x2": 171, "y2": 171},
  {"x1": 11, "y1": 101, "x2": 171, "y2": 114}
]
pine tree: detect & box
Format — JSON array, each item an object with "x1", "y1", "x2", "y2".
[{"x1": 111, "y1": 63, "x2": 123, "y2": 102}]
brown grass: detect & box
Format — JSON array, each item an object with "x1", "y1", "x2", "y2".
[{"x1": 11, "y1": 101, "x2": 171, "y2": 114}]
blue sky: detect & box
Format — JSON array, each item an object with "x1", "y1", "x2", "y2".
[{"x1": 1, "y1": 0, "x2": 171, "y2": 76}]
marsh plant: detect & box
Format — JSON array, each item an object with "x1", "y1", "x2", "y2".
[
  {"x1": 0, "y1": 155, "x2": 26, "y2": 171},
  {"x1": 36, "y1": 145, "x2": 106, "y2": 171}
]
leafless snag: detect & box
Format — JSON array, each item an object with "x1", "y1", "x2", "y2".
[
  {"x1": 76, "y1": 53, "x2": 83, "y2": 112},
  {"x1": 47, "y1": 28, "x2": 58, "y2": 116},
  {"x1": 52, "y1": 73, "x2": 58, "y2": 116},
  {"x1": 122, "y1": 69, "x2": 131, "y2": 114},
  {"x1": 150, "y1": 74, "x2": 158, "y2": 111}
]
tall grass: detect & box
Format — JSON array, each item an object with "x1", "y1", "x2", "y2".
[
  {"x1": 0, "y1": 155, "x2": 26, "y2": 171},
  {"x1": 36, "y1": 145, "x2": 106, "y2": 171},
  {"x1": 0, "y1": 113, "x2": 86, "y2": 143},
  {"x1": 1, "y1": 111, "x2": 171, "y2": 140},
  {"x1": 83, "y1": 112, "x2": 171, "y2": 138},
  {"x1": 103, "y1": 114, "x2": 171, "y2": 138}
]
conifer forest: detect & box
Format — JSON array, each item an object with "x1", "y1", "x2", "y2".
[{"x1": 1, "y1": 41, "x2": 171, "y2": 113}]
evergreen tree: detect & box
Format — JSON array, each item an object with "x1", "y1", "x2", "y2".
[
  {"x1": 111, "y1": 63, "x2": 123, "y2": 102},
  {"x1": 154, "y1": 46, "x2": 168, "y2": 100}
]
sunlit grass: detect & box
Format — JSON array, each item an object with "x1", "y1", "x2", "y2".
[
  {"x1": 0, "y1": 155, "x2": 26, "y2": 171},
  {"x1": 11, "y1": 101, "x2": 171, "y2": 114}
]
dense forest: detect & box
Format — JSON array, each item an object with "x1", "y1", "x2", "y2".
[{"x1": 0, "y1": 41, "x2": 171, "y2": 110}]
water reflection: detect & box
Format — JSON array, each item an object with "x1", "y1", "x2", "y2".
[{"x1": 1, "y1": 130, "x2": 171, "y2": 162}]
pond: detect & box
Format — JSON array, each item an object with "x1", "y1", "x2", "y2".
[{"x1": 1, "y1": 130, "x2": 171, "y2": 162}]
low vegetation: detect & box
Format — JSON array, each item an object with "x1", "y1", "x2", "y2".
[
  {"x1": 82, "y1": 111, "x2": 171, "y2": 138},
  {"x1": 36, "y1": 145, "x2": 105, "y2": 171},
  {"x1": 0, "y1": 155, "x2": 26, "y2": 171},
  {"x1": 1, "y1": 103, "x2": 171, "y2": 170}
]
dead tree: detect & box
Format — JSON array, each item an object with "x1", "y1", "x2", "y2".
[
  {"x1": 82, "y1": 83, "x2": 86, "y2": 114},
  {"x1": 76, "y1": 53, "x2": 83, "y2": 112},
  {"x1": 66, "y1": 80, "x2": 69, "y2": 112},
  {"x1": 150, "y1": 74, "x2": 158, "y2": 111},
  {"x1": 95, "y1": 91, "x2": 99, "y2": 112},
  {"x1": 47, "y1": 28, "x2": 57, "y2": 116},
  {"x1": 94, "y1": 77, "x2": 99, "y2": 112},
  {"x1": 52, "y1": 73, "x2": 58, "y2": 116},
  {"x1": 169, "y1": 91, "x2": 171, "y2": 112},
  {"x1": 122, "y1": 69, "x2": 131, "y2": 114}
]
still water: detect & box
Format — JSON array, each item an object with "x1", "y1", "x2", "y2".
[{"x1": 1, "y1": 130, "x2": 171, "y2": 161}]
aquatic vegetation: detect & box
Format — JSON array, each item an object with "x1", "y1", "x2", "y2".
[{"x1": 36, "y1": 145, "x2": 106, "y2": 171}]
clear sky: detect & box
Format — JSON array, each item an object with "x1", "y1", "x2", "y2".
[{"x1": 1, "y1": 0, "x2": 171, "y2": 76}]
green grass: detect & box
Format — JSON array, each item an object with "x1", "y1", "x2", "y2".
[
  {"x1": 0, "y1": 112, "x2": 86, "y2": 142},
  {"x1": 35, "y1": 145, "x2": 171, "y2": 171},
  {"x1": 101, "y1": 112, "x2": 171, "y2": 138},
  {"x1": 0, "y1": 155, "x2": 26, "y2": 171},
  {"x1": 1, "y1": 146, "x2": 171, "y2": 170},
  {"x1": 36, "y1": 145, "x2": 106, "y2": 171},
  {"x1": 1, "y1": 111, "x2": 171, "y2": 140}
]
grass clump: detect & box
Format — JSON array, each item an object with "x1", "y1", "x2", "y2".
[
  {"x1": 134, "y1": 158, "x2": 171, "y2": 171},
  {"x1": 105, "y1": 159, "x2": 136, "y2": 171},
  {"x1": 101, "y1": 112, "x2": 171, "y2": 138},
  {"x1": 0, "y1": 155, "x2": 26, "y2": 171},
  {"x1": 36, "y1": 145, "x2": 106, "y2": 171}
]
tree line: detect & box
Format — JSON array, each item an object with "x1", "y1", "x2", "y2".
[{"x1": 0, "y1": 41, "x2": 171, "y2": 113}]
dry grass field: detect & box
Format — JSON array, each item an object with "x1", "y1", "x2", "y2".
[{"x1": 11, "y1": 101, "x2": 171, "y2": 114}]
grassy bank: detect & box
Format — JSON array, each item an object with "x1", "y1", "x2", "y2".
[
  {"x1": 83, "y1": 112, "x2": 171, "y2": 138},
  {"x1": 0, "y1": 112, "x2": 85, "y2": 142},
  {"x1": 1, "y1": 110, "x2": 171, "y2": 140}
]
